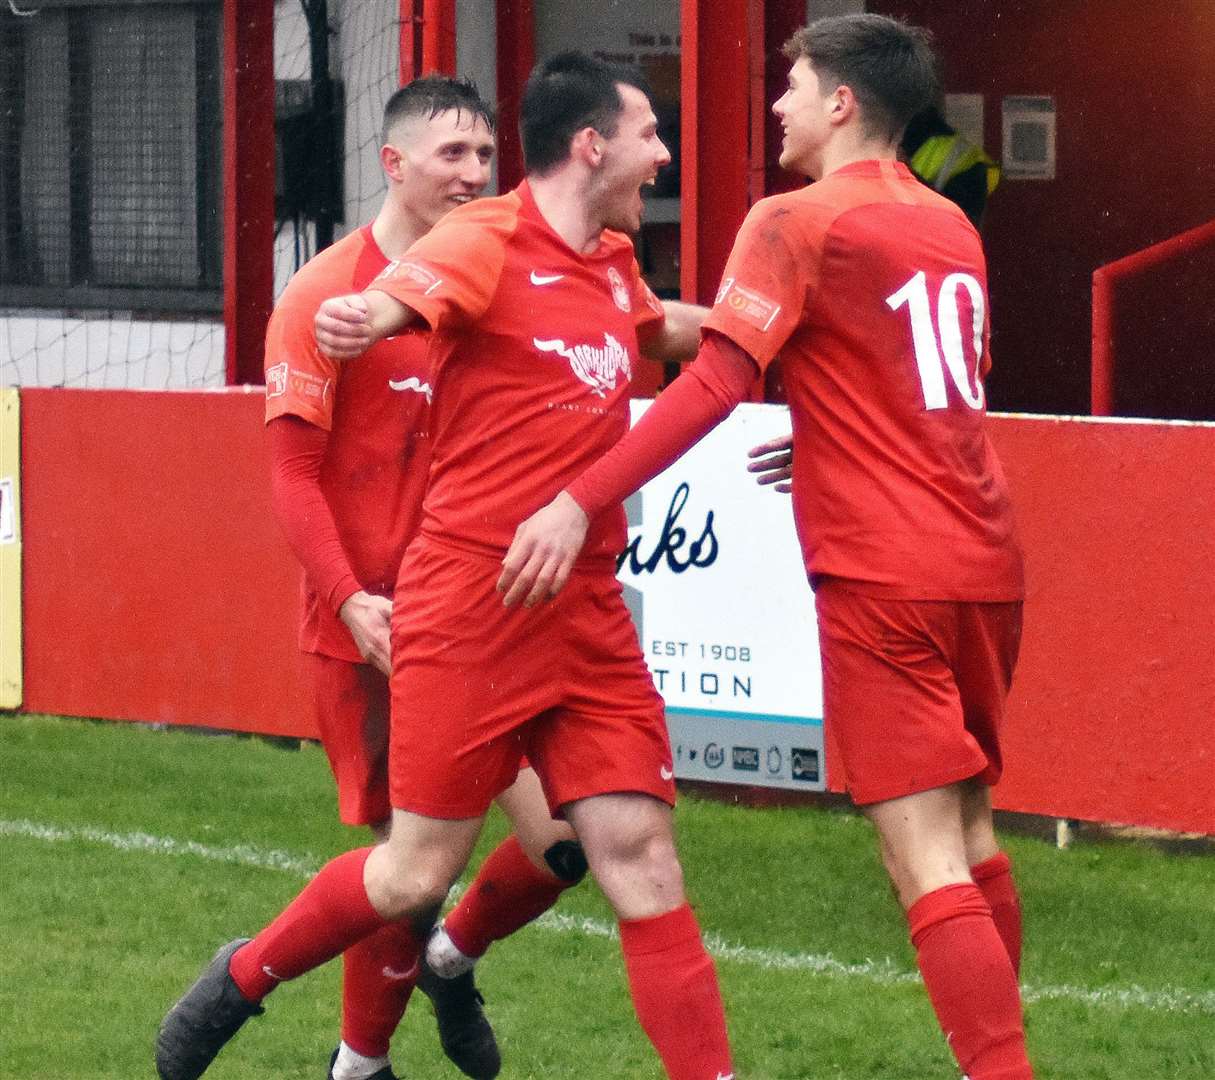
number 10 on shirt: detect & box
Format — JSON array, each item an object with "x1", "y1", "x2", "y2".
[{"x1": 886, "y1": 269, "x2": 986, "y2": 412}]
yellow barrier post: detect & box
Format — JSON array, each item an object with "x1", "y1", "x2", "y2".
[{"x1": 0, "y1": 388, "x2": 21, "y2": 709}]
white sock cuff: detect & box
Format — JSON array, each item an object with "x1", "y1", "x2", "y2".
[
  {"x1": 425, "y1": 924, "x2": 477, "y2": 979},
  {"x1": 332, "y1": 1041, "x2": 392, "y2": 1080}
]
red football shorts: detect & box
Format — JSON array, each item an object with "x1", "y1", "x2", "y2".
[
  {"x1": 814, "y1": 579, "x2": 1023, "y2": 806},
  {"x1": 388, "y1": 541, "x2": 676, "y2": 819},
  {"x1": 303, "y1": 651, "x2": 392, "y2": 826}
]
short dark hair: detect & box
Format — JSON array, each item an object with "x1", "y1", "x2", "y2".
[
  {"x1": 382, "y1": 75, "x2": 496, "y2": 145},
  {"x1": 520, "y1": 51, "x2": 652, "y2": 175},
  {"x1": 783, "y1": 14, "x2": 938, "y2": 143}
]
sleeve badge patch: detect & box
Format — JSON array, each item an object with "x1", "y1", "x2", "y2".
[
  {"x1": 266, "y1": 361, "x2": 289, "y2": 398},
  {"x1": 380, "y1": 260, "x2": 444, "y2": 296},
  {"x1": 714, "y1": 278, "x2": 782, "y2": 332}
]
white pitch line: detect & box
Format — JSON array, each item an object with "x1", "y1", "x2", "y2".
[
  {"x1": 5, "y1": 817, "x2": 1214, "y2": 1018},
  {"x1": 0, "y1": 817, "x2": 320, "y2": 877}
]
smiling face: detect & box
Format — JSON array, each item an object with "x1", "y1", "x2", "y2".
[
  {"x1": 383, "y1": 107, "x2": 496, "y2": 231},
  {"x1": 771, "y1": 57, "x2": 837, "y2": 178},
  {"x1": 592, "y1": 83, "x2": 671, "y2": 234}
]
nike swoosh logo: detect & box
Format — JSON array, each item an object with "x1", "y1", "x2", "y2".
[
  {"x1": 660, "y1": 766, "x2": 675, "y2": 781},
  {"x1": 262, "y1": 965, "x2": 284, "y2": 981},
  {"x1": 530, "y1": 271, "x2": 564, "y2": 285},
  {"x1": 381, "y1": 963, "x2": 420, "y2": 982}
]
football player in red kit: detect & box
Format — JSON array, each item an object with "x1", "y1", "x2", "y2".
[
  {"x1": 158, "y1": 54, "x2": 734, "y2": 1080},
  {"x1": 500, "y1": 16, "x2": 1034, "y2": 1080},
  {"x1": 255, "y1": 77, "x2": 586, "y2": 1080}
]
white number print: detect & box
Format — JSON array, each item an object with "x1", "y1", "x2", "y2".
[{"x1": 885, "y1": 270, "x2": 986, "y2": 411}]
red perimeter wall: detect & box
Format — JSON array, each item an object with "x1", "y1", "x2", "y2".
[
  {"x1": 19, "y1": 388, "x2": 313, "y2": 738},
  {"x1": 16, "y1": 389, "x2": 1215, "y2": 834}
]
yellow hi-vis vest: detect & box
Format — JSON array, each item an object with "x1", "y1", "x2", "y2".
[{"x1": 910, "y1": 134, "x2": 1001, "y2": 195}]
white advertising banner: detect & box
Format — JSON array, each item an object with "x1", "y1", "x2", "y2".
[{"x1": 620, "y1": 400, "x2": 825, "y2": 791}]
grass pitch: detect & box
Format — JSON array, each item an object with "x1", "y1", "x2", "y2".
[{"x1": 1, "y1": 712, "x2": 1212, "y2": 1079}]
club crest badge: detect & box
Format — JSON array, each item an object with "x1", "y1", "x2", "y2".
[{"x1": 608, "y1": 266, "x2": 632, "y2": 313}]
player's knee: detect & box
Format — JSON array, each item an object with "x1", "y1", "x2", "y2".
[
  {"x1": 543, "y1": 839, "x2": 588, "y2": 884},
  {"x1": 373, "y1": 865, "x2": 453, "y2": 921},
  {"x1": 604, "y1": 826, "x2": 681, "y2": 884}
]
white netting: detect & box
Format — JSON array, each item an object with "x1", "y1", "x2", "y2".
[
  {"x1": 273, "y1": 0, "x2": 400, "y2": 297},
  {"x1": 0, "y1": 0, "x2": 399, "y2": 390}
]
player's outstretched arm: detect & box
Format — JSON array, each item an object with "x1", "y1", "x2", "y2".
[
  {"x1": 314, "y1": 289, "x2": 417, "y2": 360},
  {"x1": 642, "y1": 300, "x2": 710, "y2": 362},
  {"x1": 747, "y1": 433, "x2": 793, "y2": 493},
  {"x1": 498, "y1": 492, "x2": 590, "y2": 608}
]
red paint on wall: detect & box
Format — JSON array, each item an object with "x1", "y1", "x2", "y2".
[
  {"x1": 867, "y1": 1, "x2": 1215, "y2": 416},
  {"x1": 988, "y1": 414, "x2": 1215, "y2": 833},
  {"x1": 20, "y1": 389, "x2": 313, "y2": 738}
]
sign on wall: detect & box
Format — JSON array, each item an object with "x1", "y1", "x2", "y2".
[
  {"x1": 621, "y1": 400, "x2": 825, "y2": 791},
  {"x1": 1002, "y1": 96, "x2": 1057, "y2": 180}
]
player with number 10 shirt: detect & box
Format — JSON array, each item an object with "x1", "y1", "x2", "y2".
[{"x1": 710, "y1": 158, "x2": 1023, "y2": 603}]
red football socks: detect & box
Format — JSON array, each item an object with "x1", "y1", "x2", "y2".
[
  {"x1": 619, "y1": 904, "x2": 734, "y2": 1080},
  {"x1": 908, "y1": 883, "x2": 1033, "y2": 1080},
  {"x1": 229, "y1": 848, "x2": 398, "y2": 1003},
  {"x1": 971, "y1": 852, "x2": 1023, "y2": 976},
  {"x1": 339, "y1": 921, "x2": 420, "y2": 1057},
  {"x1": 443, "y1": 835, "x2": 570, "y2": 958}
]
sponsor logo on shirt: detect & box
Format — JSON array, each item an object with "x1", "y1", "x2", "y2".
[
  {"x1": 530, "y1": 271, "x2": 564, "y2": 286},
  {"x1": 607, "y1": 266, "x2": 631, "y2": 312},
  {"x1": 533, "y1": 333, "x2": 633, "y2": 398},
  {"x1": 715, "y1": 278, "x2": 781, "y2": 331},
  {"x1": 266, "y1": 361, "x2": 289, "y2": 398},
  {"x1": 380, "y1": 260, "x2": 443, "y2": 296},
  {"x1": 387, "y1": 376, "x2": 433, "y2": 401}
]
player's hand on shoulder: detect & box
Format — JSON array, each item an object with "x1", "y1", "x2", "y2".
[
  {"x1": 498, "y1": 492, "x2": 590, "y2": 608},
  {"x1": 315, "y1": 293, "x2": 372, "y2": 360},
  {"x1": 747, "y1": 433, "x2": 793, "y2": 494},
  {"x1": 338, "y1": 590, "x2": 393, "y2": 675}
]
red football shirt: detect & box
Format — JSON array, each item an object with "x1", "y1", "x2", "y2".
[
  {"x1": 703, "y1": 159, "x2": 1023, "y2": 601},
  {"x1": 265, "y1": 225, "x2": 432, "y2": 660},
  {"x1": 371, "y1": 181, "x2": 665, "y2": 568}
]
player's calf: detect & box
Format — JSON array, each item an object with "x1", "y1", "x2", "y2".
[{"x1": 567, "y1": 794, "x2": 734, "y2": 1080}]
